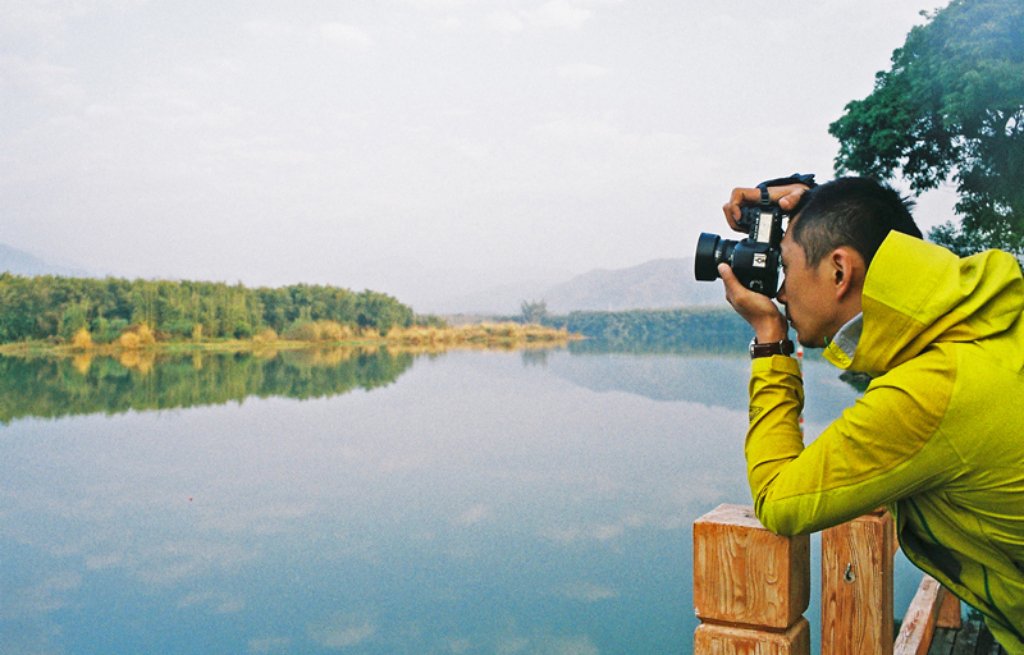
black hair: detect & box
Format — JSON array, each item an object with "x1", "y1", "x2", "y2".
[{"x1": 789, "y1": 177, "x2": 922, "y2": 268}]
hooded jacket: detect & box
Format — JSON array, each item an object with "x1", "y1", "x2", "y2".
[{"x1": 746, "y1": 232, "x2": 1024, "y2": 652}]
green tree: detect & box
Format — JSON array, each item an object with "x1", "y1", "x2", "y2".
[
  {"x1": 520, "y1": 299, "x2": 548, "y2": 324},
  {"x1": 829, "y1": 0, "x2": 1024, "y2": 255}
]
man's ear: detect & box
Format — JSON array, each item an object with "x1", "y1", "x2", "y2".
[{"x1": 830, "y1": 247, "x2": 863, "y2": 299}]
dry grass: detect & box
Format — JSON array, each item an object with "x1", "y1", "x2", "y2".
[{"x1": 386, "y1": 322, "x2": 577, "y2": 348}]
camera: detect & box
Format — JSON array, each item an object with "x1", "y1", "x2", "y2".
[{"x1": 694, "y1": 202, "x2": 786, "y2": 298}]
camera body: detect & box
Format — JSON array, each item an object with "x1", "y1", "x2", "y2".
[{"x1": 694, "y1": 203, "x2": 786, "y2": 298}]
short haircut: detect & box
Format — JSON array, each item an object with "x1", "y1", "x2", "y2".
[{"x1": 789, "y1": 177, "x2": 922, "y2": 268}]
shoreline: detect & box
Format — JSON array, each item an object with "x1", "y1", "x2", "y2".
[{"x1": 0, "y1": 323, "x2": 582, "y2": 358}]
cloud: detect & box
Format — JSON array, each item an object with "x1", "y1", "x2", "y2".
[
  {"x1": 307, "y1": 613, "x2": 377, "y2": 649},
  {"x1": 541, "y1": 522, "x2": 624, "y2": 544},
  {"x1": 1, "y1": 571, "x2": 82, "y2": 618},
  {"x1": 452, "y1": 502, "x2": 491, "y2": 526},
  {"x1": 178, "y1": 590, "x2": 246, "y2": 614},
  {"x1": 0, "y1": 54, "x2": 82, "y2": 103},
  {"x1": 319, "y1": 22, "x2": 374, "y2": 49},
  {"x1": 556, "y1": 581, "x2": 619, "y2": 602},
  {"x1": 242, "y1": 19, "x2": 296, "y2": 39},
  {"x1": 249, "y1": 636, "x2": 292, "y2": 654},
  {"x1": 556, "y1": 63, "x2": 609, "y2": 80},
  {"x1": 532, "y1": 0, "x2": 592, "y2": 30},
  {"x1": 485, "y1": 1, "x2": 594, "y2": 34},
  {"x1": 486, "y1": 10, "x2": 525, "y2": 34},
  {"x1": 496, "y1": 633, "x2": 600, "y2": 655}
]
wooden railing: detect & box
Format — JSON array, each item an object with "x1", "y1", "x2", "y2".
[{"x1": 693, "y1": 504, "x2": 962, "y2": 654}]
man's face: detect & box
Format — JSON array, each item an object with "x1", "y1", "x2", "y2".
[{"x1": 777, "y1": 227, "x2": 840, "y2": 348}]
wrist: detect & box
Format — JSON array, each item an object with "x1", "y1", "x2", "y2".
[{"x1": 752, "y1": 317, "x2": 788, "y2": 344}]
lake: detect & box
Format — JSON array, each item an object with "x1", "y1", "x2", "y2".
[{"x1": 0, "y1": 345, "x2": 922, "y2": 654}]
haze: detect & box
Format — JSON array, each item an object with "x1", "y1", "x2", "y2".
[{"x1": 1, "y1": 0, "x2": 955, "y2": 313}]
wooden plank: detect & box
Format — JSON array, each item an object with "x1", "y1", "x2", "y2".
[
  {"x1": 894, "y1": 575, "x2": 944, "y2": 655},
  {"x1": 821, "y1": 510, "x2": 895, "y2": 655},
  {"x1": 693, "y1": 504, "x2": 810, "y2": 629},
  {"x1": 936, "y1": 589, "x2": 962, "y2": 630}
]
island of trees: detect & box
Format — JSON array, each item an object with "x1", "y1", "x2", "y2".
[{"x1": 0, "y1": 273, "x2": 574, "y2": 353}]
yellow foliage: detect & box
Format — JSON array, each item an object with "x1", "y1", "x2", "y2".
[
  {"x1": 135, "y1": 323, "x2": 156, "y2": 346},
  {"x1": 72, "y1": 353, "x2": 93, "y2": 375},
  {"x1": 119, "y1": 324, "x2": 157, "y2": 350},
  {"x1": 253, "y1": 328, "x2": 279, "y2": 344},
  {"x1": 70, "y1": 327, "x2": 95, "y2": 351},
  {"x1": 118, "y1": 332, "x2": 140, "y2": 350},
  {"x1": 118, "y1": 350, "x2": 155, "y2": 374},
  {"x1": 283, "y1": 320, "x2": 354, "y2": 342}
]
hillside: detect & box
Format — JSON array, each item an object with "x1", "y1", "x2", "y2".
[
  {"x1": 541, "y1": 258, "x2": 724, "y2": 313},
  {"x1": 0, "y1": 243, "x2": 91, "y2": 278}
]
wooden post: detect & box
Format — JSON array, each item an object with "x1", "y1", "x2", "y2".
[
  {"x1": 821, "y1": 510, "x2": 895, "y2": 655},
  {"x1": 693, "y1": 504, "x2": 811, "y2": 654}
]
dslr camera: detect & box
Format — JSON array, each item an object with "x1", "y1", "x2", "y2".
[
  {"x1": 693, "y1": 174, "x2": 815, "y2": 298},
  {"x1": 694, "y1": 202, "x2": 786, "y2": 298}
]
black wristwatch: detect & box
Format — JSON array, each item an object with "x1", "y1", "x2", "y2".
[{"x1": 749, "y1": 337, "x2": 795, "y2": 359}]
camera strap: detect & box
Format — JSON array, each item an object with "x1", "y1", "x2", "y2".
[{"x1": 756, "y1": 172, "x2": 818, "y2": 204}]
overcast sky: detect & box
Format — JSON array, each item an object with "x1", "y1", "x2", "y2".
[{"x1": 1, "y1": 0, "x2": 956, "y2": 311}]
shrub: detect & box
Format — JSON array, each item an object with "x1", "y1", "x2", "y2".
[{"x1": 70, "y1": 327, "x2": 95, "y2": 351}]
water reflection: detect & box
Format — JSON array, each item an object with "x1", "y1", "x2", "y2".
[
  {"x1": 1, "y1": 346, "x2": 897, "y2": 654},
  {"x1": 0, "y1": 348, "x2": 414, "y2": 424}
]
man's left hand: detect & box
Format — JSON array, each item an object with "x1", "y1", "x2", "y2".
[{"x1": 718, "y1": 263, "x2": 788, "y2": 343}]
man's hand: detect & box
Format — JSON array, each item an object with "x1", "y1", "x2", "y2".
[
  {"x1": 722, "y1": 184, "x2": 809, "y2": 232},
  {"x1": 718, "y1": 263, "x2": 788, "y2": 343}
]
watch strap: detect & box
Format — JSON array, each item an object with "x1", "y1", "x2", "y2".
[{"x1": 750, "y1": 338, "x2": 795, "y2": 359}]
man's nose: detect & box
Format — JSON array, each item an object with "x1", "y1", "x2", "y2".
[{"x1": 776, "y1": 280, "x2": 787, "y2": 304}]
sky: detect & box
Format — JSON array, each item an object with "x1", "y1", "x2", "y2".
[{"x1": 1, "y1": 0, "x2": 957, "y2": 312}]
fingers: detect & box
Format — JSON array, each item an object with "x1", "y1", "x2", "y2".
[
  {"x1": 722, "y1": 184, "x2": 811, "y2": 230},
  {"x1": 776, "y1": 186, "x2": 808, "y2": 211},
  {"x1": 722, "y1": 187, "x2": 762, "y2": 231},
  {"x1": 717, "y1": 263, "x2": 788, "y2": 341},
  {"x1": 717, "y1": 262, "x2": 744, "y2": 305}
]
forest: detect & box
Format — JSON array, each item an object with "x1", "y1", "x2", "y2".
[{"x1": 0, "y1": 272, "x2": 417, "y2": 344}]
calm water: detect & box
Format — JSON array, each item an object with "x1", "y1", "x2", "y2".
[{"x1": 0, "y1": 346, "x2": 919, "y2": 654}]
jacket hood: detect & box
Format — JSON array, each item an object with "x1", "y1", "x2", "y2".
[{"x1": 823, "y1": 232, "x2": 1024, "y2": 375}]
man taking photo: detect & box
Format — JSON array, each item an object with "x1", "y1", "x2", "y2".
[{"x1": 717, "y1": 176, "x2": 1024, "y2": 653}]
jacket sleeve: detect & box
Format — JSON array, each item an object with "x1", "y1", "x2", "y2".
[{"x1": 746, "y1": 353, "x2": 961, "y2": 536}]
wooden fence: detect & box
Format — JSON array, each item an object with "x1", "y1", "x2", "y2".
[{"x1": 693, "y1": 504, "x2": 962, "y2": 654}]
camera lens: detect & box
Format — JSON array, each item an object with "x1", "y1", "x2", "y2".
[{"x1": 694, "y1": 232, "x2": 737, "y2": 281}]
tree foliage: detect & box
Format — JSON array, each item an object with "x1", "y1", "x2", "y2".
[
  {"x1": 829, "y1": 0, "x2": 1024, "y2": 255},
  {"x1": 0, "y1": 273, "x2": 415, "y2": 343}
]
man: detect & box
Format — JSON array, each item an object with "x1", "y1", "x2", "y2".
[{"x1": 718, "y1": 176, "x2": 1024, "y2": 653}]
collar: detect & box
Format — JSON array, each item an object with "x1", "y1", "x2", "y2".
[{"x1": 822, "y1": 312, "x2": 863, "y2": 370}]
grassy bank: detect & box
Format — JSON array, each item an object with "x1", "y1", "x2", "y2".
[{"x1": 0, "y1": 322, "x2": 581, "y2": 358}]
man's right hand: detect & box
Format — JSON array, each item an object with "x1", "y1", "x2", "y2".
[{"x1": 721, "y1": 184, "x2": 810, "y2": 232}]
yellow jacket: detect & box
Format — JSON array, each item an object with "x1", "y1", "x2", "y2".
[{"x1": 747, "y1": 232, "x2": 1024, "y2": 651}]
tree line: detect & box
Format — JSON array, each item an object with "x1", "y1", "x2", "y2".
[{"x1": 0, "y1": 272, "x2": 417, "y2": 343}]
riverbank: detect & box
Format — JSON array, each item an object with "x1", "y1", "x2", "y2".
[{"x1": 0, "y1": 322, "x2": 581, "y2": 358}]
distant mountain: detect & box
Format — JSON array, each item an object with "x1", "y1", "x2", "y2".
[
  {"x1": 541, "y1": 258, "x2": 724, "y2": 313},
  {"x1": 0, "y1": 243, "x2": 92, "y2": 278}
]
